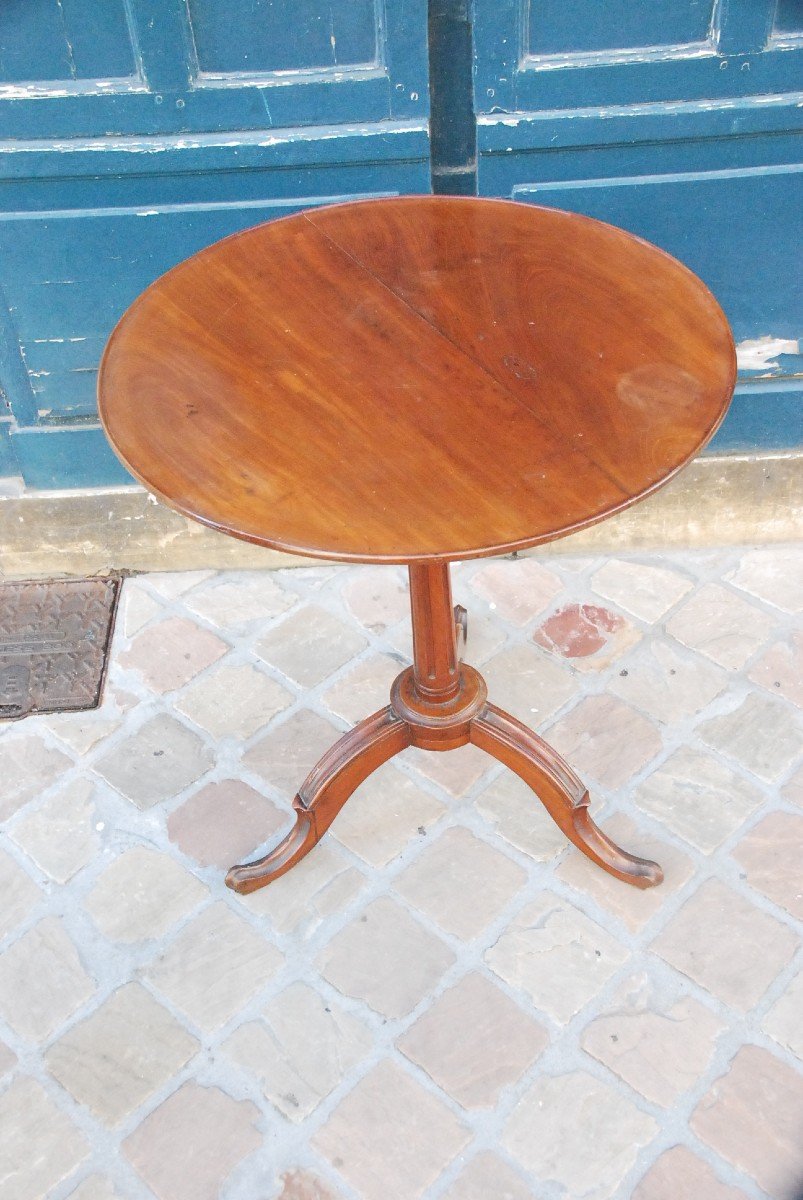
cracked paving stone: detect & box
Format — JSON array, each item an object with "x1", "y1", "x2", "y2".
[
  {"x1": 238, "y1": 841, "x2": 365, "y2": 939},
  {"x1": 666, "y1": 583, "x2": 776, "y2": 669},
  {"x1": 0, "y1": 732, "x2": 73, "y2": 821},
  {"x1": 184, "y1": 572, "x2": 296, "y2": 627},
  {"x1": 242, "y1": 708, "x2": 341, "y2": 798},
  {"x1": 254, "y1": 604, "x2": 365, "y2": 688},
  {"x1": 222, "y1": 982, "x2": 372, "y2": 1122},
  {"x1": 475, "y1": 770, "x2": 567, "y2": 861},
  {"x1": 330, "y1": 761, "x2": 446, "y2": 868},
  {"x1": 748, "y1": 631, "x2": 803, "y2": 707},
  {"x1": 313, "y1": 1060, "x2": 470, "y2": 1200},
  {"x1": 485, "y1": 893, "x2": 629, "y2": 1024},
  {"x1": 762, "y1": 971, "x2": 803, "y2": 1059},
  {"x1": 727, "y1": 546, "x2": 803, "y2": 614},
  {"x1": 46, "y1": 982, "x2": 199, "y2": 1127},
  {"x1": 9, "y1": 777, "x2": 99, "y2": 884},
  {"x1": 322, "y1": 654, "x2": 401, "y2": 723},
  {"x1": 698, "y1": 692, "x2": 803, "y2": 782},
  {"x1": 176, "y1": 661, "x2": 293, "y2": 739},
  {"x1": 609, "y1": 639, "x2": 726, "y2": 725},
  {"x1": 547, "y1": 694, "x2": 663, "y2": 790},
  {"x1": 590, "y1": 559, "x2": 694, "y2": 623},
  {"x1": 0, "y1": 847, "x2": 41, "y2": 939},
  {"x1": 482, "y1": 643, "x2": 578, "y2": 726}
]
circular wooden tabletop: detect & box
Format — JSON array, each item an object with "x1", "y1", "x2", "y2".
[{"x1": 99, "y1": 197, "x2": 736, "y2": 564}]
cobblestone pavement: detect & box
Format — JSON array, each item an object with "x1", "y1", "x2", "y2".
[{"x1": 1, "y1": 545, "x2": 802, "y2": 1200}]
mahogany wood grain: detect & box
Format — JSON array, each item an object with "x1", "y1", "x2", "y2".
[
  {"x1": 99, "y1": 198, "x2": 736, "y2": 894},
  {"x1": 98, "y1": 196, "x2": 735, "y2": 565}
]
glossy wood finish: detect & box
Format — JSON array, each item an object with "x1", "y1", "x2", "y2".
[
  {"x1": 98, "y1": 196, "x2": 736, "y2": 564},
  {"x1": 226, "y1": 561, "x2": 662, "y2": 893},
  {"x1": 100, "y1": 197, "x2": 734, "y2": 894}
]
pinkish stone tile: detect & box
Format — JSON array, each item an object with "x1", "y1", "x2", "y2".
[
  {"x1": 666, "y1": 584, "x2": 775, "y2": 670},
  {"x1": 482, "y1": 644, "x2": 578, "y2": 726},
  {"x1": 652, "y1": 880, "x2": 798, "y2": 1011},
  {"x1": 732, "y1": 811, "x2": 803, "y2": 919},
  {"x1": 119, "y1": 616, "x2": 227, "y2": 692},
  {"x1": 242, "y1": 709, "x2": 340, "y2": 797},
  {"x1": 402, "y1": 743, "x2": 491, "y2": 796},
  {"x1": 763, "y1": 971, "x2": 803, "y2": 1059},
  {"x1": 556, "y1": 813, "x2": 694, "y2": 931},
  {"x1": 0, "y1": 1077, "x2": 90, "y2": 1199},
  {"x1": 546, "y1": 695, "x2": 663, "y2": 790},
  {"x1": 330, "y1": 762, "x2": 446, "y2": 867},
  {"x1": 0, "y1": 917, "x2": 95, "y2": 1042},
  {"x1": 175, "y1": 661, "x2": 293, "y2": 738},
  {"x1": 440, "y1": 1154, "x2": 533, "y2": 1200},
  {"x1": 475, "y1": 770, "x2": 567, "y2": 861},
  {"x1": 239, "y1": 842, "x2": 365, "y2": 939},
  {"x1": 93, "y1": 714, "x2": 213, "y2": 809},
  {"x1": 692, "y1": 1045, "x2": 803, "y2": 1199},
  {"x1": 782, "y1": 762, "x2": 803, "y2": 807},
  {"x1": 394, "y1": 826, "x2": 526, "y2": 939},
  {"x1": 748, "y1": 631, "x2": 803, "y2": 706},
  {"x1": 533, "y1": 603, "x2": 640, "y2": 671},
  {"x1": 9, "y1": 778, "x2": 99, "y2": 884},
  {"x1": 0, "y1": 848, "x2": 41, "y2": 939},
  {"x1": 582, "y1": 974, "x2": 724, "y2": 1107},
  {"x1": 727, "y1": 546, "x2": 803, "y2": 614},
  {"x1": 275, "y1": 1171, "x2": 344, "y2": 1200},
  {"x1": 317, "y1": 896, "x2": 454, "y2": 1019},
  {"x1": 167, "y1": 779, "x2": 285, "y2": 870},
  {"x1": 0, "y1": 733, "x2": 73, "y2": 821},
  {"x1": 341, "y1": 567, "x2": 409, "y2": 631},
  {"x1": 124, "y1": 1083, "x2": 261, "y2": 1200},
  {"x1": 313, "y1": 1061, "x2": 470, "y2": 1200},
  {"x1": 633, "y1": 1145, "x2": 749, "y2": 1200},
  {"x1": 321, "y1": 654, "x2": 400, "y2": 723},
  {"x1": 397, "y1": 972, "x2": 548, "y2": 1108},
  {"x1": 121, "y1": 580, "x2": 162, "y2": 636},
  {"x1": 470, "y1": 557, "x2": 563, "y2": 626},
  {"x1": 591, "y1": 559, "x2": 694, "y2": 623},
  {"x1": 254, "y1": 605, "x2": 365, "y2": 688},
  {"x1": 146, "y1": 570, "x2": 214, "y2": 599},
  {"x1": 698, "y1": 692, "x2": 802, "y2": 783},
  {"x1": 84, "y1": 846, "x2": 206, "y2": 943}
]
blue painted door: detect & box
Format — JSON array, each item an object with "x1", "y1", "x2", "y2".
[
  {"x1": 474, "y1": 1, "x2": 803, "y2": 452},
  {"x1": 0, "y1": 1, "x2": 429, "y2": 487}
]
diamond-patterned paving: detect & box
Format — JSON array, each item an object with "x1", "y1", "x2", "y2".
[{"x1": 0, "y1": 545, "x2": 801, "y2": 1200}]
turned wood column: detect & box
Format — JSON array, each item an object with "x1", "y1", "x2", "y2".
[{"x1": 408, "y1": 562, "x2": 460, "y2": 702}]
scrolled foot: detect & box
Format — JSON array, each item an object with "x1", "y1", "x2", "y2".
[
  {"x1": 225, "y1": 705, "x2": 411, "y2": 895},
  {"x1": 471, "y1": 703, "x2": 663, "y2": 889}
]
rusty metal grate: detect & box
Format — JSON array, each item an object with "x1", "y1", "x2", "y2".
[{"x1": 0, "y1": 578, "x2": 120, "y2": 720}]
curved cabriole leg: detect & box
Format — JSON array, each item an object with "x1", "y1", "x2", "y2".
[
  {"x1": 225, "y1": 706, "x2": 411, "y2": 894},
  {"x1": 470, "y1": 703, "x2": 663, "y2": 889}
]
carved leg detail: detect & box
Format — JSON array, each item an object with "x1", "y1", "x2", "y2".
[
  {"x1": 226, "y1": 706, "x2": 411, "y2": 894},
  {"x1": 470, "y1": 703, "x2": 663, "y2": 889}
]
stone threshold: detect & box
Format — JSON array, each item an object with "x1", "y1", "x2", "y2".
[{"x1": 0, "y1": 451, "x2": 800, "y2": 581}]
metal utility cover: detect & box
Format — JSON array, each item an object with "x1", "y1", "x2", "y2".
[{"x1": 0, "y1": 579, "x2": 119, "y2": 720}]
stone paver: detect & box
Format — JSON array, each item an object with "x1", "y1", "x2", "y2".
[
  {"x1": 93, "y1": 713, "x2": 213, "y2": 808},
  {"x1": 0, "y1": 847, "x2": 41, "y2": 938},
  {"x1": 486, "y1": 893, "x2": 629, "y2": 1023},
  {"x1": 167, "y1": 778, "x2": 285, "y2": 869},
  {"x1": 732, "y1": 810, "x2": 803, "y2": 918},
  {"x1": 119, "y1": 616, "x2": 228, "y2": 693},
  {"x1": 581, "y1": 975, "x2": 724, "y2": 1106},
  {"x1": 223, "y1": 982, "x2": 372, "y2": 1121},
  {"x1": 633, "y1": 1145, "x2": 749, "y2": 1200},
  {"x1": 397, "y1": 971, "x2": 548, "y2": 1108},
  {"x1": 502, "y1": 1070, "x2": 658, "y2": 1199},
  {"x1": 652, "y1": 879, "x2": 798, "y2": 1010},
  {"x1": 124, "y1": 1082, "x2": 261, "y2": 1200},
  {"x1": 144, "y1": 902, "x2": 284, "y2": 1031},
  {"x1": 0, "y1": 917, "x2": 94, "y2": 1041},
  {"x1": 0, "y1": 732, "x2": 73, "y2": 821},
  {"x1": 634, "y1": 746, "x2": 763, "y2": 852},
  {"x1": 440, "y1": 1153, "x2": 533, "y2": 1200},
  {"x1": 666, "y1": 583, "x2": 776, "y2": 669},
  {"x1": 9, "y1": 777, "x2": 99, "y2": 883},
  {"x1": 2, "y1": 548, "x2": 802, "y2": 1200},
  {"x1": 313, "y1": 1060, "x2": 470, "y2": 1200},
  {"x1": 692, "y1": 1044, "x2": 803, "y2": 1199},
  {"x1": 698, "y1": 692, "x2": 802, "y2": 782},
  {"x1": 318, "y1": 896, "x2": 454, "y2": 1019},
  {"x1": 546, "y1": 695, "x2": 662, "y2": 790},
  {"x1": 394, "y1": 826, "x2": 526, "y2": 940},
  {"x1": 176, "y1": 661, "x2": 293, "y2": 738},
  {"x1": 84, "y1": 846, "x2": 206, "y2": 942},
  {"x1": 46, "y1": 983, "x2": 199, "y2": 1126},
  {"x1": 330, "y1": 762, "x2": 446, "y2": 867},
  {"x1": 591, "y1": 559, "x2": 694, "y2": 622},
  {"x1": 255, "y1": 605, "x2": 365, "y2": 687},
  {"x1": 0, "y1": 1077, "x2": 89, "y2": 1200}
]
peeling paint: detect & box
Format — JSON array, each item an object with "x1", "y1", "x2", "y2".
[{"x1": 736, "y1": 336, "x2": 800, "y2": 371}]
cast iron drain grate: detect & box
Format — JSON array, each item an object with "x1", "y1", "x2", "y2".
[{"x1": 0, "y1": 578, "x2": 120, "y2": 720}]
